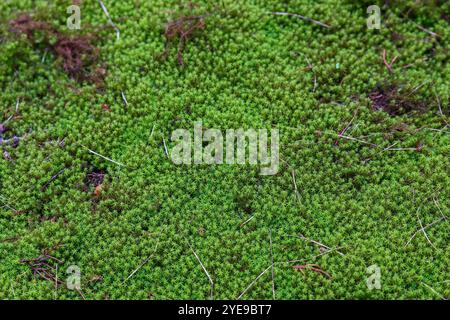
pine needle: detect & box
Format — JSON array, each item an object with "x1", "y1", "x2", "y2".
[
  {"x1": 270, "y1": 11, "x2": 331, "y2": 28},
  {"x1": 269, "y1": 228, "x2": 275, "y2": 299},
  {"x1": 98, "y1": 0, "x2": 120, "y2": 40},
  {"x1": 189, "y1": 242, "x2": 214, "y2": 300},
  {"x1": 83, "y1": 146, "x2": 126, "y2": 167}
]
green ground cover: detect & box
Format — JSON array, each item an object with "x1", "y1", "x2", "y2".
[{"x1": 0, "y1": 0, "x2": 449, "y2": 299}]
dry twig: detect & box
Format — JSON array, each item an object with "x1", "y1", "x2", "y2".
[
  {"x1": 421, "y1": 282, "x2": 447, "y2": 300},
  {"x1": 296, "y1": 234, "x2": 345, "y2": 256},
  {"x1": 83, "y1": 145, "x2": 126, "y2": 167},
  {"x1": 189, "y1": 242, "x2": 214, "y2": 300},
  {"x1": 98, "y1": 0, "x2": 120, "y2": 40},
  {"x1": 123, "y1": 236, "x2": 161, "y2": 283},
  {"x1": 269, "y1": 228, "x2": 275, "y2": 299},
  {"x1": 270, "y1": 11, "x2": 331, "y2": 28},
  {"x1": 382, "y1": 49, "x2": 398, "y2": 73}
]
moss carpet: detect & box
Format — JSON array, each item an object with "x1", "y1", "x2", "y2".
[{"x1": 0, "y1": 0, "x2": 449, "y2": 299}]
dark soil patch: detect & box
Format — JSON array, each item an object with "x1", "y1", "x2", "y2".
[
  {"x1": 443, "y1": 13, "x2": 450, "y2": 23},
  {"x1": 369, "y1": 83, "x2": 429, "y2": 116},
  {"x1": 85, "y1": 170, "x2": 105, "y2": 188},
  {"x1": 83, "y1": 169, "x2": 106, "y2": 211}
]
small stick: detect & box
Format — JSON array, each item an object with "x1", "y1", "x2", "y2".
[
  {"x1": 240, "y1": 215, "x2": 254, "y2": 227},
  {"x1": 15, "y1": 98, "x2": 20, "y2": 113},
  {"x1": 54, "y1": 264, "x2": 58, "y2": 300},
  {"x1": 382, "y1": 141, "x2": 400, "y2": 152},
  {"x1": 0, "y1": 194, "x2": 17, "y2": 213},
  {"x1": 237, "y1": 248, "x2": 344, "y2": 299},
  {"x1": 162, "y1": 137, "x2": 169, "y2": 158},
  {"x1": 10, "y1": 281, "x2": 17, "y2": 299},
  {"x1": 285, "y1": 246, "x2": 345, "y2": 264},
  {"x1": 424, "y1": 128, "x2": 450, "y2": 134},
  {"x1": 416, "y1": 25, "x2": 439, "y2": 38},
  {"x1": 42, "y1": 49, "x2": 48, "y2": 63},
  {"x1": 382, "y1": 49, "x2": 398, "y2": 73},
  {"x1": 434, "y1": 91, "x2": 448, "y2": 125},
  {"x1": 406, "y1": 81, "x2": 429, "y2": 97},
  {"x1": 291, "y1": 170, "x2": 301, "y2": 202},
  {"x1": 98, "y1": 0, "x2": 120, "y2": 40},
  {"x1": 270, "y1": 11, "x2": 331, "y2": 28},
  {"x1": 416, "y1": 206, "x2": 436, "y2": 249},
  {"x1": 338, "y1": 134, "x2": 378, "y2": 147},
  {"x1": 433, "y1": 197, "x2": 447, "y2": 220},
  {"x1": 269, "y1": 228, "x2": 275, "y2": 300},
  {"x1": 123, "y1": 237, "x2": 161, "y2": 283},
  {"x1": 297, "y1": 234, "x2": 345, "y2": 256},
  {"x1": 385, "y1": 147, "x2": 418, "y2": 151},
  {"x1": 303, "y1": 54, "x2": 318, "y2": 92},
  {"x1": 189, "y1": 242, "x2": 214, "y2": 300},
  {"x1": 335, "y1": 112, "x2": 357, "y2": 146},
  {"x1": 3, "y1": 98, "x2": 20, "y2": 125},
  {"x1": 149, "y1": 124, "x2": 156, "y2": 141},
  {"x1": 421, "y1": 282, "x2": 447, "y2": 300},
  {"x1": 406, "y1": 216, "x2": 446, "y2": 246},
  {"x1": 84, "y1": 146, "x2": 126, "y2": 167},
  {"x1": 76, "y1": 288, "x2": 86, "y2": 300},
  {"x1": 237, "y1": 265, "x2": 272, "y2": 300},
  {"x1": 292, "y1": 264, "x2": 332, "y2": 279},
  {"x1": 121, "y1": 91, "x2": 129, "y2": 108},
  {"x1": 41, "y1": 168, "x2": 66, "y2": 192}
]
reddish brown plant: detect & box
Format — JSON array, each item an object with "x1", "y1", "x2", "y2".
[
  {"x1": 292, "y1": 264, "x2": 332, "y2": 279},
  {"x1": 10, "y1": 13, "x2": 102, "y2": 83},
  {"x1": 162, "y1": 11, "x2": 208, "y2": 66}
]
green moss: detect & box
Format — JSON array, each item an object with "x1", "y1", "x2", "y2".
[{"x1": 0, "y1": 0, "x2": 449, "y2": 300}]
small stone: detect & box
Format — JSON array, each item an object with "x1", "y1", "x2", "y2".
[{"x1": 3, "y1": 150, "x2": 12, "y2": 161}]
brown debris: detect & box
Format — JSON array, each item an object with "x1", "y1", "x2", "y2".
[
  {"x1": 85, "y1": 170, "x2": 105, "y2": 188},
  {"x1": 90, "y1": 275, "x2": 103, "y2": 283},
  {"x1": 9, "y1": 13, "x2": 102, "y2": 83},
  {"x1": 9, "y1": 14, "x2": 52, "y2": 39},
  {"x1": 369, "y1": 83, "x2": 429, "y2": 116},
  {"x1": 94, "y1": 184, "x2": 103, "y2": 197},
  {"x1": 382, "y1": 49, "x2": 398, "y2": 73},
  {"x1": 20, "y1": 246, "x2": 64, "y2": 287},
  {"x1": 53, "y1": 36, "x2": 99, "y2": 80},
  {"x1": 443, "y1": 13, "x2": 450, "y2": 23},
  {"x1": 292, "y1": 264, "x2": 332, "y2": 279},
  {"x1": 161, "y1": 8, "x2": 208, "y2": 67},
  {"x1": 391, "y1": 31, "x2": 404, "y2": 42},
  {"x1": 21, "y1": 245, "x2": 86, "y2": 299}
]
